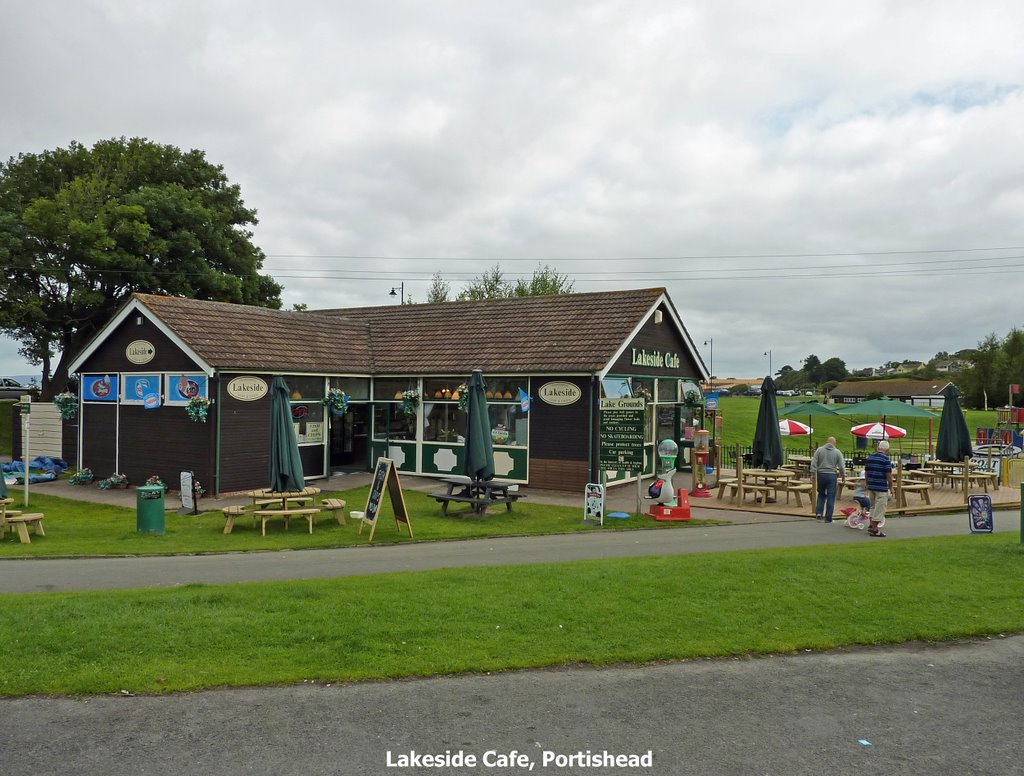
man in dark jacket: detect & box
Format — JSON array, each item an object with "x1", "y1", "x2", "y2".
[{"x1": 811, "y1": 436, "x2": 846, "y2": 522}]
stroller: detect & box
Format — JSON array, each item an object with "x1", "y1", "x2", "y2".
[{"x1": 840, "y1": 484, "x2": 872, "y2": 530}]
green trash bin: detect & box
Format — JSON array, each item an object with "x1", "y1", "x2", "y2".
[{"x1": 137, "y1": 485, "x2": 166, "y2": 534}]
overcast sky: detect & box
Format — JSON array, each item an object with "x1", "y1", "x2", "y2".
[{"x1": 3, "y1": 1, "x2": 1024, "y2": 382}]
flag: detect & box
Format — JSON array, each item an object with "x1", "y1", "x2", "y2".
[
  {"x1": 1012, "y1": 384, "x2": 1020, "y2": 395},
  {"x1": 518, "y1": 388, "x2": 531, "y2": 412}
]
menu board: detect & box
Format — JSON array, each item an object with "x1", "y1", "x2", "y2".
[
  {"x1": 360, "y1": 457, "x2": 413, "y2": 542},
  {"x1": 599, "y1": 397, "x2": 646, "y2": 470}
]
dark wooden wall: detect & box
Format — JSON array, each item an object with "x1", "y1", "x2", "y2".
[
  {"x1": 528, "y1": 376, "x2": 594, "y2": 491},
  {"x1": 218, "y1": 377, "x2": 271, "y2": 493}
]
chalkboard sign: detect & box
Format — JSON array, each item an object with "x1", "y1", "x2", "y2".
[{"x1": 360, "y1": 457, "x2": 413, "y2": 542}]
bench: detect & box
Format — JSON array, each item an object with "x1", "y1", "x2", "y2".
[
  {"x1": 221, "y1": 505, "x2": 249, "y2": 534},
  {"x1": 715, "y1": 478, "x2": 738, "y2": 499},
  {"x1": 898, "y1": 482, "x2": 932, "y2": 506},
  {"x1": 780, "y1": 482, "x2": 813, "y2": 507},
  {"x1": 254, "y1": 496, "x2": 313, "y2": 508},
  {"x1": 1, "y1": 512, "x2": 45, "y2": 544},
  {"x1": 432, "y1": 492, "x2": 523, "y2": 516},
  {"x1": 725, "y1": 483, "x2": 772, "y2": 505},
  {"x1": 252, "y1": 508, "x2": 322, "y2": 536},
  {"x1": 320, "y1": 498, "x2": 347, "y2": 526}
]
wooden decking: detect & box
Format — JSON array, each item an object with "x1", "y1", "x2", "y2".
[{"x1": 705, "y1": 469, "x2": 1021, "y2": 517}]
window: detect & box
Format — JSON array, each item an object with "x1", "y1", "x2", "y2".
[
  {"x1": 329, "y1": 377, "x2": 369, "y2": 400},
  {"x1": 602, "y1": 377, "x2": 632, "y2": 398},
  {"x1": 374, "y1": 378, "x2": 418, "y2": 401}
]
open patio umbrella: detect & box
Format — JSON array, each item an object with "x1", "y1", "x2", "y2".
[
  {"x1": 269, "y1": 375, "x2": 305, "y2": 492},
  {"x1": 752, "y1": 376, "x2": 784, "y2": 470},
  {"x1": 779, "y1": 399, "x2": 841, "y2": 454},
  {"x1": 835, "y1": 397, "x2": 937, "y2": 454},
  {"x1": 463, "y1": 369, "x2": 495, "y2": 482},
  {"x1": 779, "y1": 419, "x2": 812, "y2": 435},
  {"x1": 851, "y1": 422, "x2": 907, "y2": 440},
  {"x1": 935, "y1": 384, "x2": 973, "y2": 461}
]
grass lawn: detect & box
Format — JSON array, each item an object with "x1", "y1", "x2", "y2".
[
  {"x1": 0, "y1": 486, "x2": 725, "y2": 558},
  {"x1": 0, "y1": 533, "x2": 1021, "y2": 696}
]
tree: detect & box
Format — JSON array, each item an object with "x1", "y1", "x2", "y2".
[
  {"x1": 455, "y1": 263, "x2": 575, "y2": 301},
  {"x1": 802, "y1": 354, "x2": 823, "y2": 385},
  {"x1": 457, "y1": 264, "x2": 509, "y2": 301},
  {"x1": 511, "y1": 264, "x2": 574, "y2": 296},
  {"x1": 425, "y1": 271, "x2": 451, "y2": 303},
  {"x1": 820, "y1": 357, "x2": 848, "y2": 382},
  {"x1": 0, "y1": 138, "x2": 282, "y2": 397}
]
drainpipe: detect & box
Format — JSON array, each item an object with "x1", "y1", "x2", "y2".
[
  {"x1": 589, "y1": 375, "x2": 596, "y2": 482},
  {"x1": 214, "y1": 372, "x2": 222, "y2": 498}
]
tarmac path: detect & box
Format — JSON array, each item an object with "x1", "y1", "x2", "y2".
[{"x1": 0, "y1": 508, "x2": 1018, "y2": 593}]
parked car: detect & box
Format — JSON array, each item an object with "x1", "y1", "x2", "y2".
[
  {"x1": 777, "y1": 389, "x2": 797, "y2": 396},
  {"x1": 0, "y1": 377, "x2": 37, "y2": 400},
  {"x1": 804, "y1": 390, "x2": 814, "y2": 396}
]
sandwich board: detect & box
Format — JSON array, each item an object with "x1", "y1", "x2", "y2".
[{"x1": 361, "y1": 457, "x2": 413, "y2": 542}]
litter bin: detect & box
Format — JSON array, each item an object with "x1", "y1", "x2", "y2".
[{"x1": 137, "y1": 484, "x2": 166, "y2": 534}]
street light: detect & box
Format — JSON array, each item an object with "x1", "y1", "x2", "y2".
[
  {"x1": 703, "y1": 339, "x2": 713, "y2": 392},
  {"x1": 389, "y1": 282, "x2": 405, "y2": 304},
  {"x1": 764, "y1": 349, "x2": 772, "y2": 376}
]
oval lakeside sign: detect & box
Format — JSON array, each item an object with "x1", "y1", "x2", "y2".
[
  {"x1": 227, "y1": 376, "x2": 269, "y2": 401},
  {"x1": 125, "y1": 340, "x2": 155, "y2": 364},
  {"x1": 538, "y1": 381, "x2": 582, "y2": 406}
]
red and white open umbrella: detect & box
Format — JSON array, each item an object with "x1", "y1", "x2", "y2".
[
  {"x1": 851, "y1": 422, "x2": 907, "y2": 440},
  {"x1": 779, "y1": 419, "x2": 812, "y2": 436}
]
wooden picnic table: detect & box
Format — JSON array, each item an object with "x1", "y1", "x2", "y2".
[{"x1": 433, "y1": 476, "x2": 525, "y2": 515}]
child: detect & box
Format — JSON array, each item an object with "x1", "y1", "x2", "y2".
[{"x1": 840, "y1": 482, "x2": 871, "y2": 529}]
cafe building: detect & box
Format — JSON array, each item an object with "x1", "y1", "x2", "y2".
[{"x1": 67, "y1": 287, "x2": 708, "y2": 495}]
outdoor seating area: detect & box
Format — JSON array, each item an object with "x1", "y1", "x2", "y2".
[{"x1": 221, "y1": 487, "x2": 336, "y2": 535}]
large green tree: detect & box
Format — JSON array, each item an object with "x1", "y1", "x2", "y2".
[{"x1": 0, "y1": 138, "x2": 282, "y2": 397}]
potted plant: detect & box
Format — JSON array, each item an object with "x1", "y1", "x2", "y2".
[
  {"x1": 145, "y1": 475, "x2": 166, "y2": 490},
  {"x1": 69, "y1": 467, "x2": 93, "y2": 485},
  {"x1": 98, "y1": 472, "x2": 129, "y2": 490}
]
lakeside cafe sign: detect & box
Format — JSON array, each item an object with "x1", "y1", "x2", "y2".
[{"x1": 226, "y1": 376, "x2": 269, "y2": 401}]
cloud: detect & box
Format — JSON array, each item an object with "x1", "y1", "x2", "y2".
[{"x1": 2, "y1": 0, "x2": 1024, "y2": 380}]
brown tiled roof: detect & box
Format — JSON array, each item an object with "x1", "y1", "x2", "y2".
[
  {"x1": 134, "y1": 287, "x2": 668, "y2": 375},
  {"x1": 134, "y1": 294, "x2": 373, "y2": 373},
  {"x1": 315, "y1": 287, "x2": 667, "y2": 374},
  {"x1": 832, "y1": 379, "x2": 952, "y2": 398}
]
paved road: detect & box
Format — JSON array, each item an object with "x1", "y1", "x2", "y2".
[
  {"x1": 2, "y1": 635, "x2": 1021, "y2": 775},
  {"x1": 0, "y1": 509, "x2": 1019, "y2": 593}
]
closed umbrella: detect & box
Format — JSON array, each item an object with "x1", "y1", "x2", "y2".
[
  {"x1": 269, "y1": 375, "x2": 305, "y2": 492},
  {"x1": 752, "y1": 376, "x2": 784, "y2": 470},
  {"x1": 851, "y1": 422, "x2": 907, "y2": 440},
  {"x1": 463, "y1": 369, "x2": 495, "y2": 482},
  {"x1": 935, "y1": 384, "x2": 973, "y2": 461}
]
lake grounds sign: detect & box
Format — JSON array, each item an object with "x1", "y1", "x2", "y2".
[{"x1": 599, "y1": 397, "x2": 646, "y2": 470}]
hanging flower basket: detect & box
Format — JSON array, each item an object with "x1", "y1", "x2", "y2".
[
  {"x1": 683, "y1": 389, "x2": 704, "y2": 408},
  {"x1": 186, "y1": 396, "x2": 212, "y2": 423},
  {"x1": 400, "y1": 389, "x2": 420, "y2": 417},
  {"x1": 324, "y1": 389, "x2": 350, "y2": 416},
  {"x1": 53, "y1": 392, "x2": 79, "y2": 421},
  {"x1": 455, "y1": 383, "x2": 469, "y2": 411}
]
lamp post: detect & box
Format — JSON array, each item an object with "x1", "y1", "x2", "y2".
[
  {"x1": 764, "y1": 349, "x2": 772, "y2": 377},
  {"x1": 389, "y1": 282, "x2": 405, "y2": 304},
  {"x1": 703, "y1": 339, "x2": 714, "y2": 392}
]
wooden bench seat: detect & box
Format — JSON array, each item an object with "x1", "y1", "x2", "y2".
[
  {"x1": 1, "y1": 512, "x2": 45, "y2": 544},
  {"x1": 725, "y1": 482, "x2": 772, "y2": 505},
  {"x1": 716, "y1": 478, "x2": 738, "y2": 499},
  {"x1": 432, "y1": 493, "x2": 522, "y2": 516},
  {"x1": 320, "y1": 498, "x2": 348, "y2": 526},
  {"x1": 252, "y1": 508, "x2": 321, "y2": 536},
  {"x1": 781, "y1": 482, "x2": 813, "y2": 507},
  {"x1": 221, "y1": 505, "x2": 249, "y2": 534},
  {"x1": 253, "y1": 496, "x2": 313, "y2": 508},
  {"x1": 899, "y1": 482, "x2": 932, "y2": 506}
]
